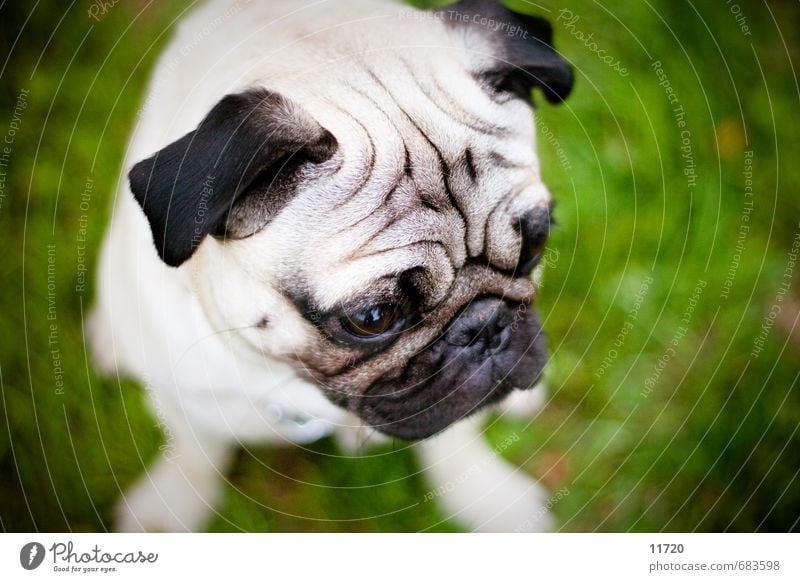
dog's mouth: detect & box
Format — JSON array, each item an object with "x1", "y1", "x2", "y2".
[{"x1": 355, "y1": 297, "x2": 547, "y2": 440}]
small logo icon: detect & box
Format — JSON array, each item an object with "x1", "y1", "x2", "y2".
[{"x1": 20, "y1": 542, "x2": 45, "y2": 570}]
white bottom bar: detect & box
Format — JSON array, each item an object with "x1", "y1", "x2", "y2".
[{"x1": 2, "y1": 533, "x2": 797, "y2": 581}]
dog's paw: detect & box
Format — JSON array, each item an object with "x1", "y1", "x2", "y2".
[
  {"x1": 497, "y1": 383, "x2": 549, "y2": 419},
  {"x1": 114, "y1": 455, "x2": 225, "y2": 532},
  {"x1": 432, "y1": 458, "x2": 555, "y2": 533},
  {"x1": 418, "y1": 418, "x2": 555, "y2": 532},
  {"x1": 478, "y1": 474, "x2": 556, "y2": 533}
]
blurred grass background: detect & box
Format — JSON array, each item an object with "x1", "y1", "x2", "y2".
[{"x1": 1, "y1": 0, "x2": 798, "y2": 532}]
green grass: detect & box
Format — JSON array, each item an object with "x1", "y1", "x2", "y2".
[{"x1": 1, "y1": 0, "x2": 798, "y2": 532}]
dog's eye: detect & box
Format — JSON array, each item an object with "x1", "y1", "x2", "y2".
[
  {"x1": 517, "y1": 206, "x2": 553, "y2": 274},
  {"x1": 518, "y1": 231, "x2": 548, "y2": 274},
  {"x1": 341, "y1": 304, "x2": 398, "y2": 338}
]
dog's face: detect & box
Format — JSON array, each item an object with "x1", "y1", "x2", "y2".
[{"x1": 128, "y1": 1, "x2": 572, "y2": 439}]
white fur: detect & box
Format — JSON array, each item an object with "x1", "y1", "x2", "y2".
[
  {"x1": 416, "y1": 414, "x2": 553, "y2": 532},
  {"x1": 91, "y1": 0, "x2": 554, "y2": 532}
]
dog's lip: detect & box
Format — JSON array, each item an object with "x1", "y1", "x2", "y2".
[
  {"x1": 355, "y1": 376, "x2": 519, "y2": 440},
  {"x1": 353, "y1": 306, "x2": 546, "y2": 440}
]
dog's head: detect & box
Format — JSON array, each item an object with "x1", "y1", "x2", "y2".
[{"x1": 128, "y1": 0, "x2": 572, "y2": 439}]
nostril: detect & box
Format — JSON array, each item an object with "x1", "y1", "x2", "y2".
[
  {"x1": 489, "y1": 326, "x2": 508, "y2": 350},
  {"x1": 446, "y1": 298, "x2": 510, "y2": 351},
  {"x1": 466, "y1": 328, "x2": 488, "y2": 348},
  {"x1": 466, "y1": 313, "x2": 500, "y2": 347}
]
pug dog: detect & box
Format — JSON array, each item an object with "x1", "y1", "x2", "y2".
[{"x1": 89, "y1": 0, "x2": 573, "y2": 532}]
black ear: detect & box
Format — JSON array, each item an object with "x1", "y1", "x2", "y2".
[
  {"x1": 128, "y1": 88, "x2": 337, "y2": 266},
  {"x1": 436, "y1": 0, "x2": 573, "y2": 104}
]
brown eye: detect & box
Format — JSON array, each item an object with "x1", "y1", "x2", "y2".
[{"x1": 341, "y1": 304, "x2": 397, "y2": 338}]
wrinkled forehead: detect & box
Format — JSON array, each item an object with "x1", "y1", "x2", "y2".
[
  {"x1": 309, "y1": 43, "x2": 541, "y2": 160},
  {"x1": 244, "y1": 51, "x2": 550, "y2": 311}
]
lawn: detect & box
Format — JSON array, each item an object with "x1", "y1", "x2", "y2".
[{"x1": 1, "y1": 0, "x2": 798, "y2": 532}]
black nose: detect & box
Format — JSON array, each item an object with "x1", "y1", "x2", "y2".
[{"x1": 445, "y1": 297, "x2": 514, "y2": 353}]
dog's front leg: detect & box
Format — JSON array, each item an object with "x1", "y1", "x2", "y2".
[
  {"x1": 114, "y1": 417, "x2": 234, "y2": 532},
  {"x1": 416, "y1": 415, "x2": 554, "y2": 533}
]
